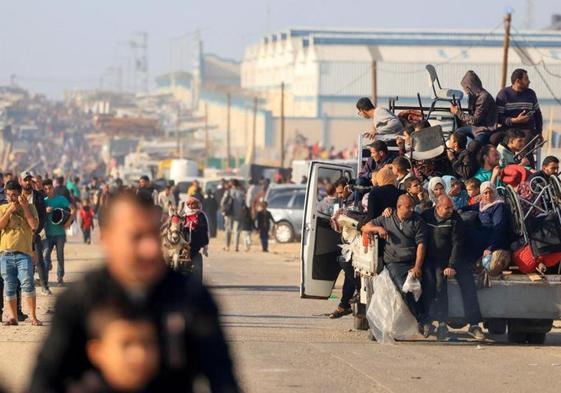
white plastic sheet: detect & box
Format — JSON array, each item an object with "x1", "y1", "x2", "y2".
[{"x1": 366, "y1": 269, "x2": 419, "y2": 344}]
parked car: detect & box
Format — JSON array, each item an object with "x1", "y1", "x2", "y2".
[{"x1": 265, "y1": 185, "x2": 306, "y2": 243}]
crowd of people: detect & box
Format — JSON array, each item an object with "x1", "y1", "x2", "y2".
[
  {"x1": 0, "y1": 169, "x2": 240, "y2": 391},
  {"x1": 319, "y1": 68, "x2": 561, "y2": 341}
]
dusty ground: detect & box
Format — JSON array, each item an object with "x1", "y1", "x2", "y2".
[{"x1": 1, "y1": 232, "x2": 561, "y2": 393}]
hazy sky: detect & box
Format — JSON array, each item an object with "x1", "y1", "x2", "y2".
[{"x1": 1, "y1": 0, "x2": 559, "y2": 97}]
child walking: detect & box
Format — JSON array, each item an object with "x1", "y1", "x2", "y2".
[
  {"x1": 79, "y1": 199, "x2": 95, "y2": 244},
  {"x1": 255, "y1": 202, "x2": 275, "y2": 252}
]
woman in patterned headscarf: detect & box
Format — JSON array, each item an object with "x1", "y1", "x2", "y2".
[{"x1": 181, "y1": 196, "x2": 209, "y2": 282}]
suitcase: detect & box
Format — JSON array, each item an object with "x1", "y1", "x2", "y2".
[{"x1": 513, "y1": 244, "x2": 561, "y2": 274}]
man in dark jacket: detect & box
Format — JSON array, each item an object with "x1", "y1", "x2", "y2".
[
  {"x1": 446, "y1": 131, "x2": 480, "y2": 180},
  {"x1": 20, "y1": 171, "x2": 50, "y2": 294},
  {"x1": 421, "y1": 196, "x2": 483, "y2": 341},
  {"x1": 451, "y1": 70, "x2": 497, "y2": 145},
  {"x1": 29, "y1": 190, "x2": 239, "y2": 393}
]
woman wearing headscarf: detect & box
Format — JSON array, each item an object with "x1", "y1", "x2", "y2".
[
  {"x1": 442, "y1": 175, "x2": 469, "y2": 210},
  {"x1": 358, "y1": 166, "x2": 404, "y2": 230},
  {"x1": 464, "y1": 181, "x2": 510, "y2": 261},
  {"x1": 427, "y1": 177, "x2": 445, "y2": 205},
  {"x1": 181, "y1": 196, "x2": 209, "y2": 282}
]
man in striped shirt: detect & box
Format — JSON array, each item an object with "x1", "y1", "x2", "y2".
[{"x1": 496, "y1": 68, "x2": 543, "y2": 135}]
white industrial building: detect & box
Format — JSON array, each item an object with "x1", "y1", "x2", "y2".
[
  {"x1": 190, "y1": 27, "x2": 561, "y2": 166},
  {"x1": 242, "y1": 28, "x2": 561, "y2": 116}
]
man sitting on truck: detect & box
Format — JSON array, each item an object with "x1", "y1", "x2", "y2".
[
  {"x1": 356, "y1": 97, "x2": 403, "y2": 141},
  {"x1": 421, "y1": 195, "x2": 484, "y2": 341},
  {"x1": 361, "y1": 194, "x2": 432, "y2": 336}
]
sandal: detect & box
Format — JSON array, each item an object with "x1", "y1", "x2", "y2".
[
  {"x1": 30, "y1": 319, "x2": 43, "y2": 326},
  {"x1": 329, "y1": 307, "x2": 353, "y2": 319},
  {"x1": 3, "y1": 319, "x2": 18, "y2": 326}
]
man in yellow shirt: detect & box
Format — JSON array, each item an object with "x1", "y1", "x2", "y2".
[{"x1": 0, "y1": 181, "x2": 41, "y2": 326}]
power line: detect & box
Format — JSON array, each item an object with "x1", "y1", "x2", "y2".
[
  {"x1": 331, "y1": 21, "x2": 505, "y2": 94},
  {"x1": 511, "y1": 38, "x2": 561, "y2": 106}
]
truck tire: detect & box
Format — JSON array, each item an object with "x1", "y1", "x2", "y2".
[
  {"x1": 507, "y1": 331, "x2": 528, "y2": 344},
  {"x1": 527, "y1": 332, "x2": 546, "y2": 345},
  {"x1": 486, "y1": 319, "x2": 507, "y2": 335}
]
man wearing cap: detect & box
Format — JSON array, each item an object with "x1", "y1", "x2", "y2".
[
  {"x1": 0, "y1": 180, "x2": 41, "y2": 326},
  {"x1": 42, "y1": 179, "x2": 74, "y2": 287},
  {"x1": 20, "y1": 171, "x2": 49, "y2": 295}
]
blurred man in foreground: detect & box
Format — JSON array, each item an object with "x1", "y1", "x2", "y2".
[{"x1": 29, "y1": 190, "x2": 239, "y2": 393}]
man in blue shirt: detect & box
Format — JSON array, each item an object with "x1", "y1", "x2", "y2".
[{"x1": 42, "y1": 178, "x2": 74, "y2": 286}]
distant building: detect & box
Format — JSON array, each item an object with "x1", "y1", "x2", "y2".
[{"x1": 235, "y1": 27, "x2": 561, "y2": 162}]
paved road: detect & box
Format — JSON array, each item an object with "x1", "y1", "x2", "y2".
[{"x1": 2, "y1": 234, "x2": 561, "y2": 392}]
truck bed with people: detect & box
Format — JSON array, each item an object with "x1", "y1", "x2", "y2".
[{"x1": 300, "y1": 65, "x2": 561, "y2": 344}]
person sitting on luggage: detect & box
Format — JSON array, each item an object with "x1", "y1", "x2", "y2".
[
  {"x1": 361, "y1": 195, "x2": 432, "y2": 337},
  {"x1": 356, "y1": 97, "x2": 403, "y2": 141},
  {"x1": 463, "y1": 181, "x2": 509, "y2": 262},
  {"x1": 531, "y1": 155, "x2": 559, "y2": 181},
  {"x1": 450, "y1": 70, "x2": 497, "y2": 146},
  {"x1": 442, "y1": 176, "x2": 469, "y2": 210},
  {"x1": 446, "y1": 131, "x2": 480, "y2": 180},
  {"x1": 421, "y1": 195, "x2": 484, "y2": 341},
  {"x1": 464, "y1": 178, "x2": 481, "y2": 206},
  {"x1": 497, "y1": 129, "x2": 530, "y2": 167},
  {"x1": 392, "y1": 156, "x2": 415, "y2": 190}
]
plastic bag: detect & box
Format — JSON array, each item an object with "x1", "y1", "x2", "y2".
[
  {"x1": 366, "y1": 269, "x2": 419, "y2": 344},
  {"x1": 66, "y1": 220, "x2": 78, "y2": 237},
  {"x1": 402, "y1": 271, "x2": 422, "y2": 301}
]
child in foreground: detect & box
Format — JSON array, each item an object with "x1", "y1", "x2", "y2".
[{"x1": 66, "y1": 302, "x2": 160, "y2": 393}]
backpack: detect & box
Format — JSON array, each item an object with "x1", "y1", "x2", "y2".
[{"x1": 220, "y1": 191, "x2": 234, "y2": 216}]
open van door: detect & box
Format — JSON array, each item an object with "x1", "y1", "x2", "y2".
[{"x1": 300, "y1": 161, "x2": 356, "y2": 299}]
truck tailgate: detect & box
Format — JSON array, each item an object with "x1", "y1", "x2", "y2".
[{"x1": 448, "y1": 275, "x2": 561, "y2": 319}]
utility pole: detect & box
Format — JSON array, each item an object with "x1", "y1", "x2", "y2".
[
  {"x1": 371, "y1": 61, "x2": 378, "y2": 107},
  {"x1": 280, "y1": 82, "x2": 285, "y2": 167},
  {"x1": 501, "y1": 12, "x2": 512, "y2": 89},
  {"x1": 204, "y1": 103, "x2": 209, "y2": 163},
  {"x1": 251, "y1": 96, "x2": 258, "y2": 164},
  {"x1": 176, "y1": 104, "x2": 182, "y2": 158},
  {"x1": 226, "y1": 93, "x2": 231, "y2": 169}
]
